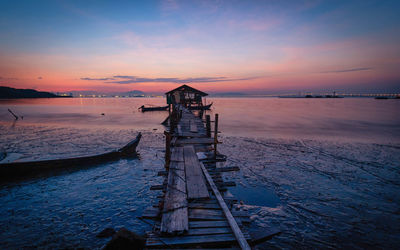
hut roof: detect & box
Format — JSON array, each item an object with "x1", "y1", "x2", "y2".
[{"x1": 165, "y1": 84, "x2": 208, "y2": 96}]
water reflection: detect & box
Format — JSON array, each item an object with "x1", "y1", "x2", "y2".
[
  {"x1": 0, "y1": 98, "x2": 399, "y2": 248},
  {"x1": 1, "y1": 97, "x2": 399, "y2": 142},
  {"x1": 206, "y1": 97, "x2": 400, "y2": 143}
]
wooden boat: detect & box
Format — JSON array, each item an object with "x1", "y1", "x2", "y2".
[
  {"x1": 188, "y1": 102, "x2": 212, "y2": 110},
  {"x1": 139, "y1": 105, "x2": 169, "y2": 112},
  {"x1": 0, "y1": 133, "x2": 141, "y2": 182}
]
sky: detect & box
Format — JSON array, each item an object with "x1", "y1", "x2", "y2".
[{"x1": 0, "y1": 0, "x2": 399, "y2": 94}]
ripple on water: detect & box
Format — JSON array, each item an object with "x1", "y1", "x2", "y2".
[
  {"x1": 0, "y1": 125, "x2": 399, "y2": 249},
  {"x1": 0, "y1": 126, "x2": 165, "y2": 249},
  {"x1": 220, "y1": 136, "x2": 400, "y2": 249}
]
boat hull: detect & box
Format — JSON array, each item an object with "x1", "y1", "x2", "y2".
[
  {"x1": 140, "y1": 106, "x2": 169, "y2": 112},
  {"x1": 0, "y1": 133, "x2": 142, "y2": 182},
  {"x1": 188, "y1": 103, "x2": 212, "y2": 110}
]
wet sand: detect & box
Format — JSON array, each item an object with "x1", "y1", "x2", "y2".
[{"x1": 0, "y1": 124, "x2": 399, "y2": 248}]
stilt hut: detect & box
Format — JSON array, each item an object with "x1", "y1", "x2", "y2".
[{"x1": 165, "y1": 84, "x2": 208, "y2": 110}]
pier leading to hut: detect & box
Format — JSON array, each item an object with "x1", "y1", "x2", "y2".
[{"x1": 140, "y1": 85, "x2": 280, "y2": 249}]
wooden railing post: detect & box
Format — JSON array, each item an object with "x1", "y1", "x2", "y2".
[
  {"x1": 164, "y1": 131, "x2": 171, "y2": 169},
  {"x1": 169, "y1": 105, "x2": 177, "y2": 134},
  {"x1": 214, "y1": 114, "x2": 219, "y2": 159},
  {"x1": 206, "y1": 115, "x2": 211, "y2": 137}
]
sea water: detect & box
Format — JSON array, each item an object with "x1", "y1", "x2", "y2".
[{"x1": 0, "y1": 97, "x2": 399, "y2": 248}]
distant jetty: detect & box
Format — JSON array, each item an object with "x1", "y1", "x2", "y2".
[
  {"x1": 279, "y1": 95, "x2": 343, "y2": 98},
  {"x1": 279, "y1": 91, "x2": 343, "y2": 98},
  {"x1": 279, "y1": 92, "x2": 400, "y2": 99},
  {"x1": 0, "y1": 86, "x2": 72, "y2": 99}
]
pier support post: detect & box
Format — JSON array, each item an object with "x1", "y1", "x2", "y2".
[
  {"x1": 206, "y1": 115, "x2": 211, "y2": 137},
  {"x1": 170, "y1": 106, "x2": 177, "y2": 134},
  {"x1": 214, "y1": 114, "x2": 219, "y2": 159},
  {"x1": 164, "y1": 131, "x2": 171, "y2": 169}
]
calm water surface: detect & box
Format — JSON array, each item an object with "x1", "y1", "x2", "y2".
[
  {"x1": 0, "y1": 97, "x2": 399, "y2": 248},
  {"x1": 1, "y1": 97, "x2": 399, "y2": 142}
]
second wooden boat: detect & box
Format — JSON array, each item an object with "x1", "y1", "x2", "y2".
[
  {"x1": 139, "y1": 105, "x2": 169, "y2": 112},
  {"x1": 188, "y1": 102, "x2": 212, "y2": 110}
]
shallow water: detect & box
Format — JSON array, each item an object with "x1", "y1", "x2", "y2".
[
  {"x1": 0, "y1": 98, "x2": 399, "y2": 248},
  {"x1": 220, "y1": 136, "x2": 400, "y2": 249},
  {"x1": 208, "y1": 97, "x2": 400, "y2": 143},
  {"x1": 1, "y1": 97, "x2": 399, "y2": 143},
  {"x1": 0, "y1": 129, "x2": 166, "y2": 248}
]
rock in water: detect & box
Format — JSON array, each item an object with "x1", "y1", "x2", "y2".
[
  {"x1": 96, "y1": 227, "x2": 116, "y2": 238},
  {"x1": 103, "y1": 228, "x2": 145, "y2": 250},
  {"x1": 0, "y1": 151, "x2": 6, "y2": 162}
]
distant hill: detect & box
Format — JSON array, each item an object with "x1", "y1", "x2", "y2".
[
  {"x1": 0, "y1": 86, "x2": 68, "y2": 99},
  {"x1": 68, "y1": 89, "x2": 146, "y2": 97},
  {"x1": 122, "y1": 90, "x2": 145, "y2": 96},
  {"x1": 209, "y1": 92, "x2": 248, "y2": 97}
]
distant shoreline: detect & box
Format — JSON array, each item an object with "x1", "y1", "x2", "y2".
[{"x1": 0, "y1": 86, "x2": 72, "y2": 99}]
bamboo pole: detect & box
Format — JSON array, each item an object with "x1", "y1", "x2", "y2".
[{"x1": 8, "y1": 109, "x2": 18, "y2": 120}]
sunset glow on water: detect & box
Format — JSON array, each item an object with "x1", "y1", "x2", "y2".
[{"x1": 1, "y1": 97, "x2": 399, "y2": 143}]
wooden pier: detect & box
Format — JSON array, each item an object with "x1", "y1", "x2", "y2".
[{"x1": 141, "y1": 85, "x2": 279, "y2": 249}]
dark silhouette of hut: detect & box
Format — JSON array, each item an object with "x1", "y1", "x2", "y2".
[{"x1": 165, "y1": 84, "x2": 208, "y2": 110}]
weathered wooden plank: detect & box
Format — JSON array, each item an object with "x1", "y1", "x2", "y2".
[
  {"x1": 189, "y1": 208, "x2": 224, "y2": 217},
  {"x1": 170, "y1": 137, "x2": 178, "y2": 146},
  {"x1": 184, "y1": 145, "x2": 209, "y2": 199},
  {"x1": 177, "y1": 125, "x2": 182, "y2": 134},
  {"x1": 187, "y1": 209, "x2": 249, "y2": 221},
  {"x1": 199, "y1": 162, "x2": 251, "y2": 250},
  {"x1": 189, "y1": 119, "x2": 198, "y2": 133},
  {"x1": 194, "y1": 145, "x2": 212, "y2": 153},
  {"x1": 213, "y1": 166, "x2": 240, "y2": 172},
  {"x1": 174, "y1": 132, "x2": 208, "y2": 138},
  {"x1": 188, "y1": 202, "x2": 221, "y2": 210},
  {"x1": 155, "y1": 201, "x2": 228, "y2": 212},
  {"x1": 146, "y1": 233, "x2": 251, "y2": 247},
  {"x1": 194, "y1": 198, "x2": 224, "y2": 204},
  {"x1": 170, "y1": 146, "x2": 184, "y2": 162},
  {"x1": 153, "y1": 221, "x2": 236, "y2": 231},
  {"x1": 161, "y1": 159, "x2": 188, "y2": 234},
  {"x1": 189, "y1": 220, "x2": 242, "y2": 229},
  {"x1": 178, "y1": 137, "x2": 216, "y2": 145},
  {"x1": 201, "y1": 158, "x2": 227, "y2": 163},
  {"x1": 187, "y1": 227, "x2": 233, "y2": 236},
  {"x1": 189, "y1": 213, "x2": 226, "y2": 221}
]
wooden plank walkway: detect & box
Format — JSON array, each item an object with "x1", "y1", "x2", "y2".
[
  {"x1": 143, "y1": 105, "x2": 255, "y2": 249},
  {"x1": 160, "y1": 147, "x2": 188, "y2": 234},
  {"x1": 200, "y1": 161, "x2": 250, "y2": 250},
  {"x1": 184, "y1": 145, "x2": 209, "y2": 199}
]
